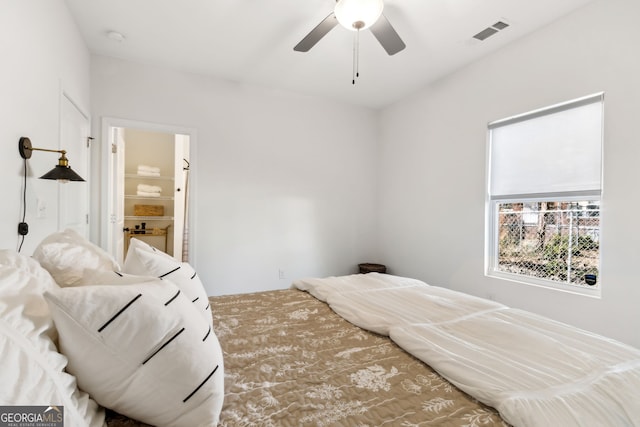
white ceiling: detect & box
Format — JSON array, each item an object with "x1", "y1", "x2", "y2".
[{"x1": 64, "y1": 0, "x2": 595, "y2": 109}]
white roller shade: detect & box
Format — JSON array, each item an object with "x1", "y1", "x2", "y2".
[{"x1": 489, "y1": 94, "x2": 603, "y2": 198}]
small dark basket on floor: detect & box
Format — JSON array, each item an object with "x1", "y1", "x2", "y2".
[{"x1": 358, "y1": 263, "x2": 387, "y2": 274}]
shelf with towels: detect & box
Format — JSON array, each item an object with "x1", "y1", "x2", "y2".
[
  {"x1": 127, "y1": 176, "x2": 169, "y2": 199},
  {"x1": 124, "y1": 195, "x2": 174, "y2": 200},
  {"x1": 124, "y1": 215, "x2": 174, "y2": 221},
  {"x1": 125, "y1": 174, "x2": 174, "y2": 181}
]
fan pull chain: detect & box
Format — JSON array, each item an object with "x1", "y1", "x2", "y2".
[
  {"x1": 352, "y1": 21, "x2": 364, "y2": 85},
  {"x1": 351, "y1": 31, "x2": 358, "y2": 85},
  {"x1": 356, "y1": 28, "x2": 360, "y2": 80}
]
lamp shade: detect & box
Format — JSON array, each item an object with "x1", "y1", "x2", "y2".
[
  {"x1": 334, "y1": 0, "x2": 384, "y2": 30},
  {"x1": 40, "y1": 165, "x2": 85, "y2": 182},
  {"x1": 18, "y1": 137, "x2": 86, "y2": 182}
]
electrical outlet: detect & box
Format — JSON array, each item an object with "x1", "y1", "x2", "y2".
[{"x1": 279, "y1": 269, "x2": 286, "y2": 280}]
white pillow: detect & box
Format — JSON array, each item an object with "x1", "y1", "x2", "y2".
[
  {"x1": 32, "y1": 229, "x2": 120, "y2": 287},
  {"x1": 0, "y1": 250, "x2": 105, "y2": 427},
  {"x1": 44, "y1": 278, "x2": 224, "y2": 427},
  {"x1": 76, "y1": 269, "x2": 211, "y2": 322},
  {"x1": 77, "y1": 269, "x2": 158, "y2": 287},
  {"x1": 124, "y1": 239, "x2": 211, "y2": 324},
  {"x1": 125, "y1": 236, "x2": 177, "y2": 263}
]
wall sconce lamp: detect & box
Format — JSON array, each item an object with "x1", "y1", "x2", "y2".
[{"x1": 18, "y1": 136, "x2": 85, "y2": 182}]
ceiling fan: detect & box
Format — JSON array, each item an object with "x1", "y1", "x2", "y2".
[{"x1": 294, "y1": 0, "x2": 406, "y2": 81}]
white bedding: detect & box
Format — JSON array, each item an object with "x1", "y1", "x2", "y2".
[{"x1": 293, "y1": 273, "x2": 640, "y2": 427}]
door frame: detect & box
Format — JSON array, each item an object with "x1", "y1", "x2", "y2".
[{"x1": 100, "y1": 117, "x2": 198, "y2": 263}]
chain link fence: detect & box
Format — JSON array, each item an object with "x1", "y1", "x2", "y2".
[{"x1": 497, "y1": 202, "x2": 600, "y2": 287}]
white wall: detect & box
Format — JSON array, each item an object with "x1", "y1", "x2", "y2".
[
  {"x1": 0, "y1": 0, "x2": 90, "y2": 254},
  {"x1": 378, "y1": 0, "x2": 640, "y2": 348},
  {"x1": 90, "y1": 56, "x2": 379, "y2": 296}
]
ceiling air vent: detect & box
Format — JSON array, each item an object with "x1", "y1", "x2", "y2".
[
  {"x1": 492, "y1": 21, "x2": 509, "y2": 30},
  {"x1": 473, "y1": 21, "x2": 510, "y2": 41}
]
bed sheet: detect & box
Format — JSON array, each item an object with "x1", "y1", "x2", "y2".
[
  {"x1": 108, "y1": 288, "x2": 507, "y2": 426},
  {"x1": 213, "y1": 289, "x2": 507, "y2": 426},
  {"x1": 294, "y1": 273, "x2": 640, "y2": 427}
]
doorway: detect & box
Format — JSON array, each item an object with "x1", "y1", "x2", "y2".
[{"x1": 102, "y1": 118, "x2": 194, "y2": 265}]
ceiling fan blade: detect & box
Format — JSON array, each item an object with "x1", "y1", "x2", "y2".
[
  {"x1": 370, "y1": 14, "x2": 406, "y2": 56},
  {"x1": 294, "y1": 12, "x2": 338, "y2": 52}
]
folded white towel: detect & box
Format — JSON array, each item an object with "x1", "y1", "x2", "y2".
[
  {"x1": 138, "y1": 164, "x2": 161, "y2": 173},
  {"x1": 137, "y1": 191, "x2": 161, "y2": 198},
  {"x1": 137, "y1": 171, "x2": 161, "y2": 177},
  {"x1": 137, "y1": 184, "x2": 162, "y2": 193}
]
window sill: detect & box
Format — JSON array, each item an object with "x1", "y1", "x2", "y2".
[{"x1": 487, "y1": 270, "x2": 601, "y2": 299}]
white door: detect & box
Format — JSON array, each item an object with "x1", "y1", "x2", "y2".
[
  {"x1": 103, "y1": 124, "x2": 127, "y2": 265},
  {"x1": 173, "y1": 134, "x2": 188, "y2": 258},
  {"x1": 112, "y1": 127, "x2": 126, "y2": 265},
  {"x1": 58, "y1": 95, "x2": 90, "y2": 237}
]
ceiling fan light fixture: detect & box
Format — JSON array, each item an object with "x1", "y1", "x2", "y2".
[{"x1": 334, "y1": 0, "x2": 384, "y2": 31}]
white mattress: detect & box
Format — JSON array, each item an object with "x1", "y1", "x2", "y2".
[{"x1": 293, "y1": 273, "x2": 640, "y2": 427}]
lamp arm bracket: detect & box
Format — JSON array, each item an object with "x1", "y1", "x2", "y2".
[{"x1": 19, "y1": 137, "x2": 65, "y2": 159}]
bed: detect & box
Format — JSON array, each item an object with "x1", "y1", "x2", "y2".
[
  {"x1": 208, "y1": 288, "x2": 505, "y2": 426},
  {"x1": 106, "y1": 287, "x2": 506, "y2": 426},
  {"x1": 293, "y1": 274, "x2": 640, "y2": 426},
  {"x1": 2, "y1": 229, "x2": 639, "y2": 427}
]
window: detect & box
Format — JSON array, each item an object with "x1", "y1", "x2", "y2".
[{"x1": 486, "y1": 94, "x2": 603, "y2": 295}]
